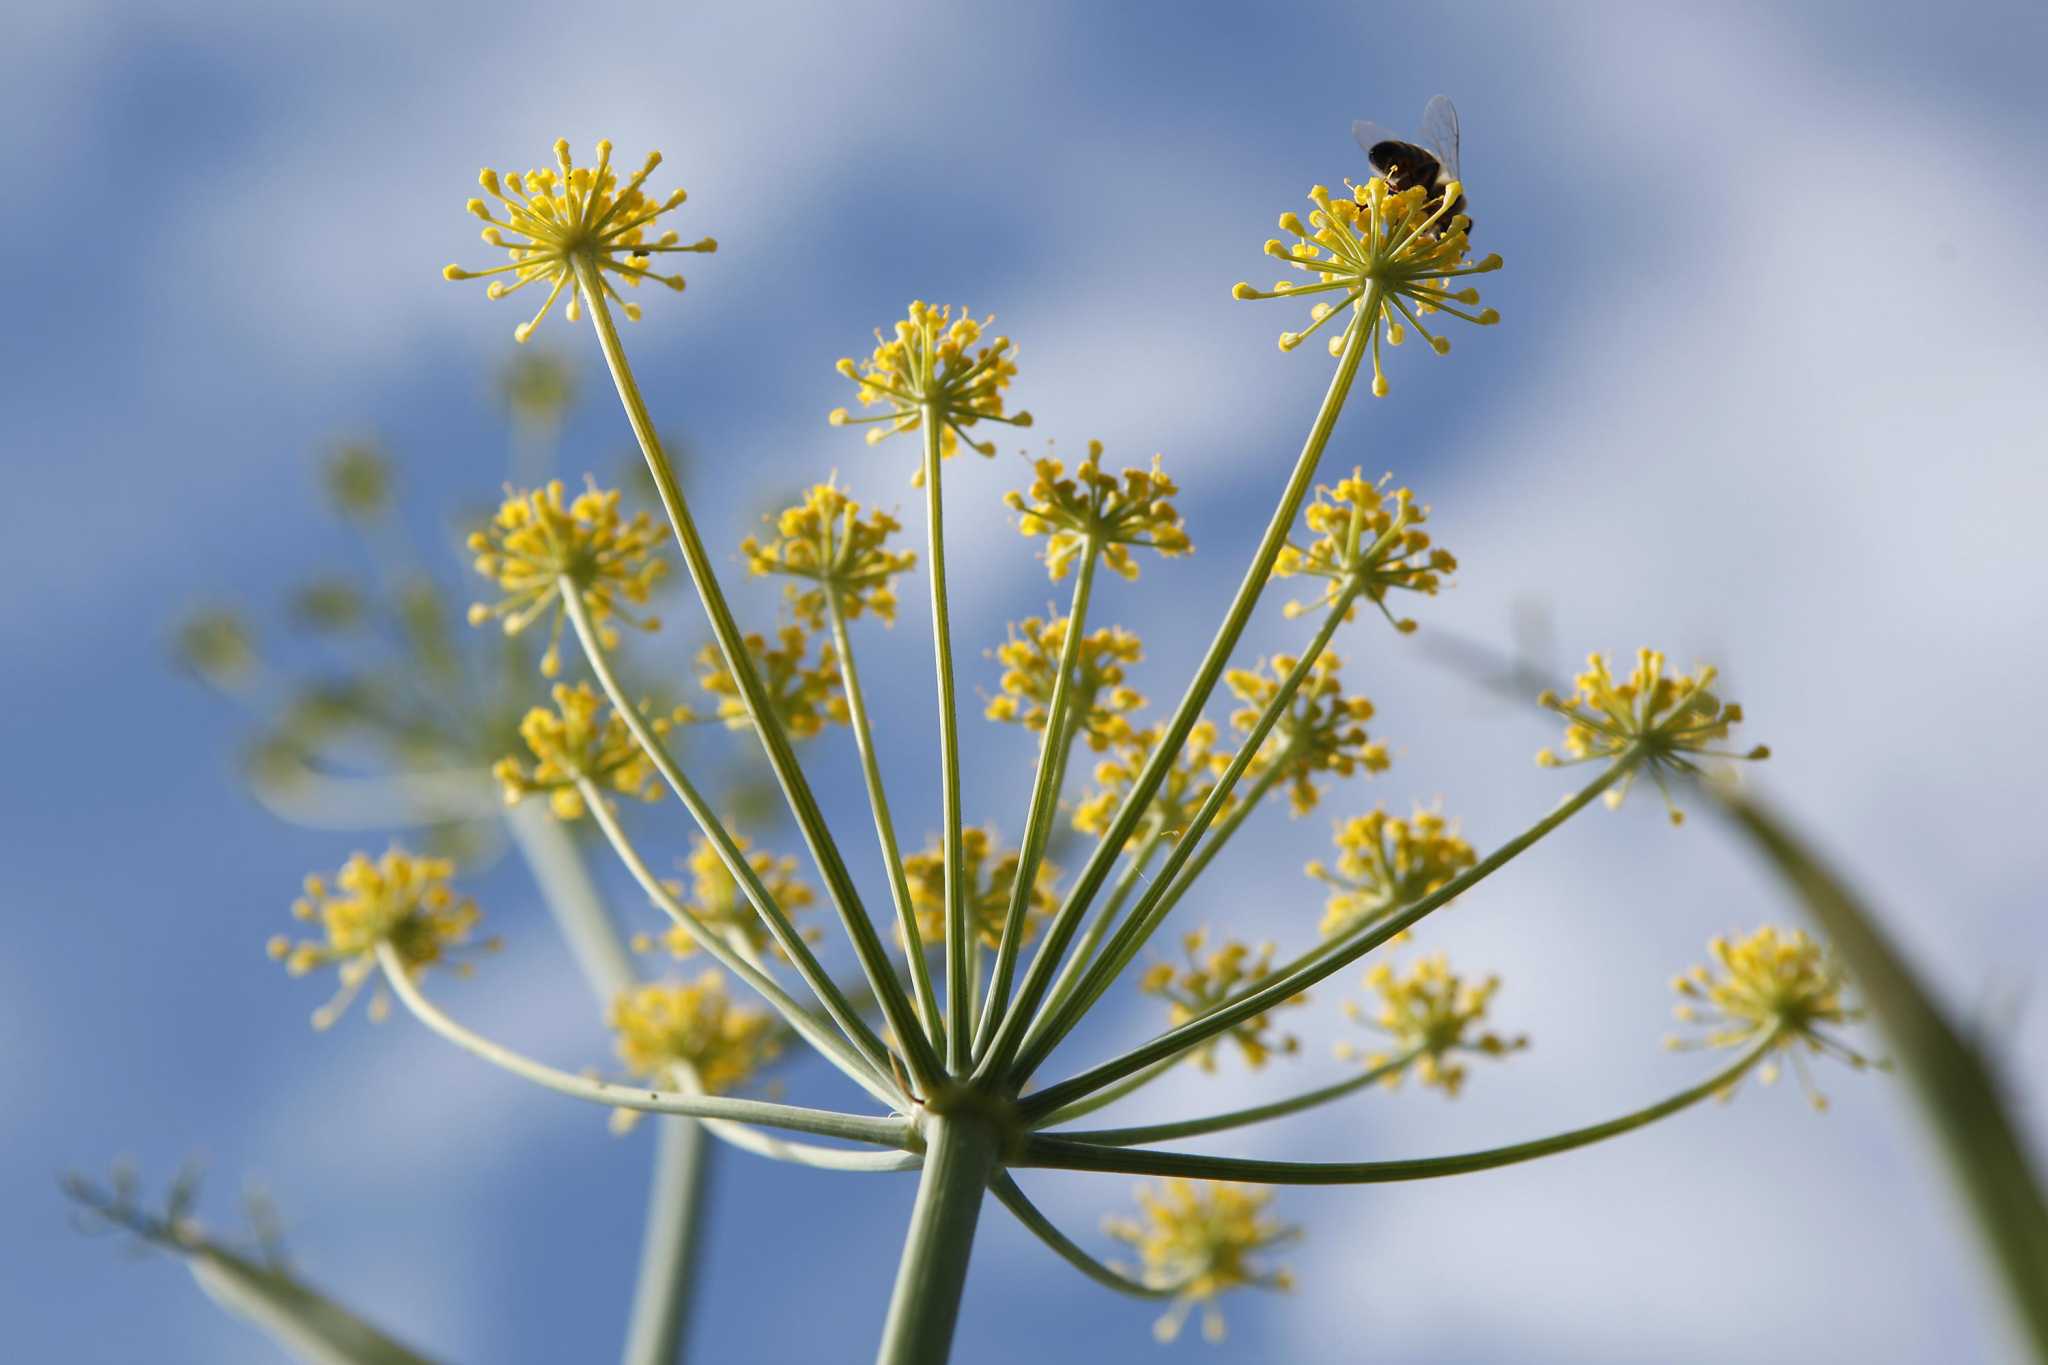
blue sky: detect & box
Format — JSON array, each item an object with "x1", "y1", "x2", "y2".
[{"x1": 8, "y1": 1, "x2": 2048, "y2": 1361}]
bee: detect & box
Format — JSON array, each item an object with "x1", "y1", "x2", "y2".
[{"x1": 1352, "y1": 94, "x2": 1468, "y2": 234}]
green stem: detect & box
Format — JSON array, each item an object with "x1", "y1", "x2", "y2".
[
  {"x1": 988, "y1": 1172, "x2": 1176, "y2": 1301},
  {"x1": 1020, "y1": 760, "x2": 1629, "y2": 1121},
  {"x1": 1020, "y1": 820, "x2": 1168, "y2": 1057},
  {"x1": 1020, "y1": 1037, "x2": 1772, "y2": 1182},
  {"x1": 917, "y1": 406, "x2": 971, "y2": 1074},
  {"x1": 574, "y1": 256, "x2": 940, "y2": 1094},
  {"x1": 979, "y1": 304, "x2": 1374, "y2": 1080},
  {"x1": 620, "y1": 1118, "x2": 711, "y2": 1365},
  {"x1": 1026, "y1": 1053, "x2": 1180, "y2": 1129},
  {"x1": 827, "y1": 583, "x2": 945, "y2": 1051},
  {"x1": 875, "y1": 1114, "x2": 1001, "y2": 1365},
  {"x1": 1046, "y1": 1050, "x2": 1418, "y2": 1146},
  {"x1": 975, "y1": 541, "x2": 1101, "y2": 1056}
]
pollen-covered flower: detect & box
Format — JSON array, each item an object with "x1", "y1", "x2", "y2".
[
  {"x1": 1073, "y1": 720, "x2": 1238, "y2": 838},
  {"x1": 1003, "y1": 443, "x2": 1191, "y2": 582},
  {"x1": 637, "y1": 832, "x2": 817, "y2": 961},
  {"x1": 444, "y1": 139, "x2": 715, "y2": 342},
  {"x1": 740, "y1": 481, "x2": 917, "y2": 630},
  {"x1": 696, "y1": 626, "x2": 849, "y2": 739},
  {"x1": 900, "y1": 826, "x2": 1058, "y2": 950},
  {"x1": 1537, "y1": 649, "x2": 1770, "y2": 824},
  {"x1": 984, "y1": 615, "x2": 1145, "y2": 751},
  {"x1": 1336, "y1": 954, "x2": 1526, "y2": 1096},
  {"x1": 1668, "y1": 927, "x2": 1877, "y2": 1110},
  {"x1": 1273, "y1": 470, "x2": 1456, "y2": 631},
  {"x1": 1139, "y1": 929, "x2": 1306, "y2": 1072},
  {"x1": 267, "y1": 848, "x2": 496, "y2": 1030},
  {"x1": 1233, "y1": 178, "x2": 1500, "y2": 395},
  {"x1": 829, "y1": 301, "x2": 1032, "y2": 470},
  {"x1": 1104, "y1": 1179, "x2": 1298, "y2": 1344},
  {"x1": 1307, "y1": 805, "x2": 1475, "y2": 939},
  {"x1": 610, "y1": 971, "x2": 781, "y2": 1092},
  {"x1": 1227, "y1": 653, "x2": 1388, "y2": 815},
  {"x1": 493, "y1": 682, "x2": 672, "y2": 820},
  {"x1": 467, "y1": 479, "x2": 667, "y2": 677}
]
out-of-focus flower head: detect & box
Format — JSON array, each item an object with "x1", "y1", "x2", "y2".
[
  {"x1": 984, "y1": 615, "x2": 1145, "y2": 752},
  {"x1": 1004, "y1": 442, "x2": 1191, "y2": 582},
  {"x1": 740, "y1": 481, "x2": 916, "y2": 630},
  {"x1": 1273, "y1": 470, "x2": 1455, "y2": 632},
  {"x1": 1139, "y1": 929, "x2": 1306, "y2": 1072},
  {"x1": 1104, "y1": 1179, "x2": 1298, "y2": 1344},
  {"x1": 1336, "y1": 953, "x2": 1526, "y2": 1096},
  {"x1": 1307, "y1": 804, "x2": 1475, "y2": 940},
  {"x1": 606, "y1": 971, "x2": 781, "y2": 1133},
  {"x1": 1073, "y1": 720, "x2": 1238, "y2": 839},
  {"x1": 637, "y1": 831, "x2": 817, "y2": 961},
  {"x1": 1227, "y1": 653, "x2": 1388, "y2": 815},
  {"x1": 1668, "y1": 926, "x2": 1878, "y2": 1110},
  {"x1": 829, "y1": 301, "x2": 1032, "y2": 474},
  {"x1": 697, "y1": 625, "x2": 849, "y2": 739},
  {"x1": 900, "y1": 826, "x2": 1058, "y2": 951},
  {"x1": 493, "y1": 682, "x2": 675, "y2": 821}
]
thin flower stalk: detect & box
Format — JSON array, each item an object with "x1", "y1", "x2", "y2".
[
  {"x1": 919, "y1": 406, "x2": 974, "y2": 1072},
  {"x1": 1047, "y1": 1050, "x2": 1420, "y2": 1147},
  {"x1": 987, "y1": 1173, "x2": 1181, "y2": 1301},
  {"x1": 1019, "y1": 816, "x2": 1172, "y2": 1058}
]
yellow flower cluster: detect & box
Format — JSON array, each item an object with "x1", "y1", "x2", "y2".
[
  {"x1": 1104, "y1": 1179, "x2": 1297, "y2": 1344},
  {"x1": 1669, "y1": 927, "x2": 1876, "y2": 1110},
  {"x1": 609, "y1": 971, "x2": 781, "y2": 1093},
  {"x1": 697, "y1": 626, "x2": 849, "y2": 739},
  {"x1": 268, "y1": 848, "x2": 496, "y2": 1030},
  {"x1": 1139, "y1": 929, "x2": 1306, "y2": 1072},
  {"x1": 1538, "y1": 649, "x2": 1769, "y2": 824},
  {"x1": 1273, "y1": 470, "x2": 1456, "y2": 631},
  {"x1": 1233, "y1": 178, "x2": 1500, "y2": 395},
  {"x1": 829, "y1": 301, "x2": 1032, "y2": 468},
  {"x1": 900, "y1": 826, "x2": 1058, "y2": 950},
  {"x1": 1227, "y1": 653, "x2": 1389, "y2": 815},
  {"x1": 1072, "y1": 721, "x2": 1237, "y2": 838},
  {"x1": 740, "y1": 482, "x2": 916, "y2": 630},
  {"x1": 467, "y1": 479, "x2": 667, "y2": 677},
  {"x1": 1336, "y1": 954, "x2": 1525, "y2": 1097},
  {"x1": 444, "y1": 139, "x2": 715, "y2": 342},
  {"x1": 1307, "y1": 805, "x2": 1475, "y2": 940},
  {"x1": 984, "y1": 615, "x2": 1145, "y2": 752},
  {"x1": 1003, "y1": 443, "x2": 1191, "y2": 582},
  {"x1": 493, "y1": 682, "x2": 671, "y2": 821},
  {"x1": 639, "y1": 832, "x2": 817, "y2": 961}
]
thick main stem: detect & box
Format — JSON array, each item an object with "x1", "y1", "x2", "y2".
[
  {"x1": 621, "y1": 1118, "x2": 712, "y2": 1365},
  {"x1": 918, "y1": 408, "x2": 971, "y2": 1073},
  {"x1": 876, "y1": 1114, "x2": 1001, "y2": 1365}
]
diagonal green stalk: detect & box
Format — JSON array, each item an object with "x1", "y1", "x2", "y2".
[
  {"x1": 1020, "y1": 760, "x2": 1631, "y2": 1120},
  {"x1": 876, "y1": 1113, "x2": 1001, "y2": 1365},
  {"x1": 974, "y1": 539, "x2": 1101, "y2": 1056},
  {"x1": 916, "y1": 404, "x2": 971, "y2": 1073},
  {"x1": 1020, "y1": 1035, "x2": 1772, "y2": 1182},
  {"x1": 573, "y1": 256, "x2": 940, "y2": 1094},
  {"x1": 988, "y1": 1172, "x2": 1178, "y2": 1301},
  {"x1": 826, "y1": 581, "x2": 944, "y2": 1050},
  {"x1": 1045, "y1": 1049, "x2": 1419, "y2": 1146},
  {"x1": 978, "y1": 302, "x2": 1375, "y2": 1080},
  {"x1": 1020, "y1": 818, "x2": 1169, "y2": 1056}
]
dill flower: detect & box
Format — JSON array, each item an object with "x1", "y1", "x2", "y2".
[
  {"x1": 444, "y1": 139, "x2": 715, "y2": 342},
  {"x1": 637, "y1": 832, "x2": 817, "y2": 960},
  {"x1": 1003, "y1": 442, "x2": 1191, "y2": 582},
  {"x1": 1104, "y1": 1179, "x2": 1298, "y2": 1344},
  {"x1": 829, "y1": 301, "x2": 1032, "y2": 469},
  {"x1": 1232, "y1": 178, "x2": 1501, "y2": 395},
  {"x1": 1537, "y1": 649, "x2": 1770, "y2": 824},
  {"x1": 696, "y1": 626, "x2": 849, "y2": 738},
  {"x1": 466, "y1": 479, "x2": 668, "y2": 677},
  {"x1": 1336, "y1": 954, "x2": 1526, "y2": 1096},
  {"x1": 740, "y1": 481, "x2": 917, "y2": 630},
  {"x1": 1073, "y1": 720, "x2": 1237, "y2": 838},
  {"x1": 493, "y1": 682, "x2": 671, "y2": 821},
  {"x1": 1139, "y1": 930, "x2": 1306, "y2": 1072},
  {"x1": 1273, "y1": 470, "x2": 1456, "y2": 631},
  {"x1": 1668, "y1": 927, "x2": 1877, "y2": 1110},
  {"x1": 984, "y1": 615, "x2": 1145, "y2": 751},
  {"x1": 610, "y1": 971, "x2": 781, "y2": 1091},
  {"x1": 1307, "y1": 805, "x2": 1475, "y2": 940},
  {"x1": 267, "y1": 848, "x2": 496, "y2": 1030},
  {"x1": 900, "y1": 826, "x2": 1058, "y2": 950},
  {"x1": 1226, "y1": 653, "x2": 1388, "y2": 815}
]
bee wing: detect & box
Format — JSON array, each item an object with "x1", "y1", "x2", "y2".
[
  {"x1": 1352, "y1": 119, "x2": 1404, "y2": 159},
  {"x1": 1418, "y1": 95, "x2": 1461, "y2": 181}
]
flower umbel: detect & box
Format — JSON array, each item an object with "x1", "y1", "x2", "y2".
[
  {"x1": 1233, "y1": 177, "x2": 1500, "y2": 394},
  {"x1": 830, "y1": 301, "x2": 1032, "y2": 468},
  {"x1": 1273, "y1": 470, "x2": 1456, "y2": 631},
  {"x1": 1227, "y1": 653, "x2": 1389, "y2": 815},
  {"x1": 1307, "y1": 805, "x2": 1476, "y2": 940},
  {"x1": 740, "y1": 481, "x2": 917, "y2": 630},
  {"x1": 1336, "y1": 954, "x2": 1526, "y2": 1096},
  {"x1": 984, "y1": 615, "x2": 1145, "y2": 752},
  {"x1": 1004, "y1": 443, "x2": 1191, "y2": 582},
  {"x1": 1104, "y1": 1179, "x2": 1298, "y2": 1344},
  {"x1": 1668, "y1": 927, "x2": 1877, "y2": 1110},
  {"x1": 1139, "y1": 929, "x2": 1306, "y2": 1072},
  {"x1": 268, "y1": 848, "x2": 495, "y2": 1029},
  {"x1": 445, "y1": 139, "x2": 715, "y2": 342},
  {"x1": 1073, "y1": 720, "x2": 1237, "y2": 838},
  {"x1": 610, "y1": 971, "x2": 781, "y2": 1093},
  {"x1": 1537, "y1": 649, "x2": 1770, "y2": 824},
  {"x1": 638, "y1": 832, "x2": 817, "y2": 961},
  {"x1": 493, "y1": 682, "x2": 671, "y2": 821},
  {"x1": 901, "y1": 826, "x2": 1058, "y2": 951},
  {"x1": 697, "y1": 626, "x2": 849, "y2": 739},
  {"x1": 467, "y1": 479, "x2": 667, "y2": 677}
]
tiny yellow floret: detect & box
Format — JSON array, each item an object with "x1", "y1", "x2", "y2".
[
  {"x1": 1273, "y1": 469, "x2": 1457, "y2": 631},
  {"x1": 1103, "y1": 1179, "x2": 1298, "y2": 1344},
  {"x1": 900, "y1": 826, "x2": 1058, "y2": 950},
  {"x1": 1139, "y1": 928, "x2": 1307, "y2": 1072},
  {"x1": 1307, "y1": 804, "x2": 1475, "y2": 940},
  {"x1": 645, "y1": 832, "x2": 818, "y2": 962},
  {"x1": 985, "y1": 615, "x2": 1145, "y2": 752},
  {"x1": 1336, "y1": 953, "x2": 1526, "y2": 1096},
  {"x1": 696, "y1": 625, "x2": 849, "y2": 738},
  {"x1": 1003, "y1": 442, "x2": 1192, "y2": 582},
  {"x1": 829, "y1": 301, "x2": 1031, "y2": 474},
  {"x1": 1668, "y1": 926, "x2": 1878, "y2": 1110},
  {"x1": 740, "y1": 480, "x2": 917, "y2": 629},
  {"x1": 606, "y1": 972, "x2": 780, "y2": 1131},
  {"x1": 493, "y1": 682, "x2": 670, "y2": 820},
  {"x1": 1226, "y1": 653, "x2": 1388, "y2": 815}
]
